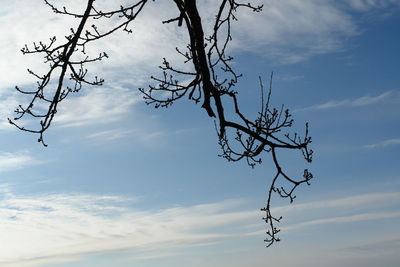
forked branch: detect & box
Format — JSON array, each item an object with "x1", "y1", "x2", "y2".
[{"x1": 11, "y1": 0, "x2": 313, "y2": 246}]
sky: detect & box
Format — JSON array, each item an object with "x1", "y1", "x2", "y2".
[{"x1": 0, "y1": 0, "x2": 400, "y2": 266}]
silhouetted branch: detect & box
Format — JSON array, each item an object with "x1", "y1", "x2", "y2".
[{"x1": 11, "y1": 0, "x2": 313, "y2": 246}]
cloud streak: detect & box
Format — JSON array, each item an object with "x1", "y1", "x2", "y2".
[
  {"x1": 347, "y1": 0, "x2": 400, "y2": 11},
  {"x1": 55, "y1": 86, "x2": 139, "y2": 127},
  {"x1": 0, "y1": 151, "x2": 43, "y2": 172},
  {"x1": 1, "y1": 0, "x2": 397, "y2": 93},
  {"x1": 296, "y1": 91, "x2": 393, "y2": 112},
  {"x1": 283, "y1": 211, "x2": 400, "y2": 231},
  {"x1": 0, "y1": 191, "x2": 257, "y2": 266},
  {"x1": 364, "y1": 138, "x2": 400, "y2": 149},
  {"x1": 0, "y1": 92, "x2": 19, "y2": 131},
  {"x1": 273, "y1": 191, "x2": 400, "y2": 216},
  {"x1": 232, "y1": 0, "x2": 358, "y2": 63},
  {"x1": 0, "y1": 189, "x2": 399, "y2": 266},
  {"x1": 1, "y1": 0, "x2": 397, "y2": 134}
]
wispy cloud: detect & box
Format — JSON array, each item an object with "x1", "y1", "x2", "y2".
[
  {"x1": 86, "y1": 127, "x2": 193, "y2": 144},
  {"x1": 1, "y1": 0, "x2": 397, "y2": 95},
  {"x1": 296, "y1": 91, "x2": 392, "y2": 112},
  {"x1": 86, "y1": 128, "x2": 165, "y2": 143},
  {"x1": 273, "y1": 191, "x2": 400, "y2": 214},
  {"x1": 232, "y1": 0, "x2": 358, "y2": 63},
  {"x1": 347, "y1": 0, "x2": 400, "y2": 11},
  {"x1": 0, "y1": 92, "x2": 21, "y2": 131},
  {"x1": 0, "y1": 150, "x2": 43, "y2": 172},
  {"x1": 54, "y1": 86, "x2": 139, "y2": 127},
  {"x1": 245, "y1": 191, "x2": 400, "y2": 235},
  {"x1": 0, "y1": 190, "x2": 256, "y2": 266},
  {"x1": 86, "y1": 128, "x2": 136, "y2": 141},
  {"x1": 364, "y1": 138, "x2": 400, "y2": 149},
  {"x1": 0, "y1": 0, "x2": 189, "y2": 90},
  {"x1": 1, "y1": 0, "x2": 398, "y2": 136},
  {"x1": 0, "y1": 188, "x2": 399, "y2": 266},
  {"x1": 275, "y1": 74, "x2": 305, "y2": 82},
  {"x1": 283, "y1": 211, "x2": 400, "y2": 231},
  {"x1": 0, "y1": 1, "x2": 76, "y2": 89}
]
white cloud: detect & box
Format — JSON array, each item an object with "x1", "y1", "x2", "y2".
[
  {"x1": 0, "y1": 191, "x2": 256, "y2": 266},
  {"x1": 0, "y1": 150, "x2": 42, "y2": 172},
  {"x1": 1, "y1": 0, "x2": 398, "y2": 134},
  {"x1": 244, "y1": 191, "x2": 400, "y2": 236},
  {"x1": 0, "y1": 92, "x2": 20, "y2": 131},
  {"x1": 0, "y1": 1, "x2": 77, "y2": 89},
  {"x1": 2, "y1": 85, "x2": 140, "y2": 132},
  {"x1": 296, "y1": 91, "x2": 393, "y2": 112},
  {"x1": 0, "y1": 188, "x2": 399, "y2": 266},
  {"x1": 0, "y1": 0, "x2": 189, "y2": 90},
  {"x1": 86, "y1": 128, "x2": 136, "y2": 141},
  {"x1": 85, "y1": 127, "x2": 194, "y2": 144},
  {"x1": 365, "y1": 138, "x2": 400, "y2": 149},
  {"x1": 273, "y1": 191, "x2": 400, "y2": 214},
  {"x1": 283, "y1": 211, "x2": 400, "y2": 231},
  {"x1": 86, "y1": 128, "x2": 165, "y2": 143},
  {"x1": 232, "y1": 0, "x2": 358, "y2": 63},
  {"x1": 0, "y1": 0, "x2": 187, "y2": 132},
  {"x1": 54, "y1": 86, "x2": 139, "y2": 127},
  {"x1": 1, "y1": 0, "x2": 397, "y2": 93},
  {"x1": 347, "y1": 0, "x2": 400, "y2": 11}
]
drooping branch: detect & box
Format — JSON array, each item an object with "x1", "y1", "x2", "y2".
[
  {"x1": 144, "y1": 0, "x2": 313, "y2": 246},
  {"x1": 11, "y1": 0, "x2": 313, "y2": 247}
]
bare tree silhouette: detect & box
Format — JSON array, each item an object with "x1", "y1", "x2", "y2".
[{"x1": 9, "y1": 0, "x2": 313, "y2": 247}]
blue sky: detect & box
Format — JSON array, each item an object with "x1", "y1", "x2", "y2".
[{"x1": 0, "y1": 0, "x2": 400, "y2": 266}]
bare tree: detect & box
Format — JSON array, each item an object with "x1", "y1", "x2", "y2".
[{"x1": 9, "y1": 0, "x2": 313, "y2": 247}]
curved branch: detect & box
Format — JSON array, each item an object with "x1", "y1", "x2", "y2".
[{"x1": 12, "y1": 0, "x2": 314, "y2": 247}]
